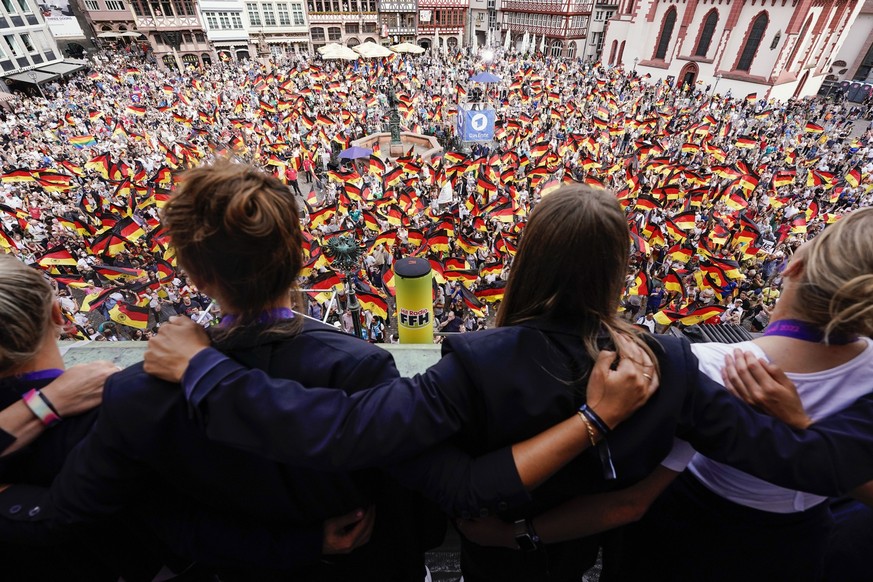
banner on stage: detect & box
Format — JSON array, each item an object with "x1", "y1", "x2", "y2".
[{"x1": 457, "y1": 107, "x2": 495, "y2": 142}]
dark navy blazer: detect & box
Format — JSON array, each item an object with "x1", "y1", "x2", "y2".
[
  {"x1": 0, "y1": 319, "x2": 443, "y2": 580},
  {"x1": 167, "y1": 318, "x2": 873, "y2": 579}
]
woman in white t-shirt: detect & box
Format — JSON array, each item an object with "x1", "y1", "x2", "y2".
[{"x1": 459, "y1": 208, "x2": 873, "y2": 582}]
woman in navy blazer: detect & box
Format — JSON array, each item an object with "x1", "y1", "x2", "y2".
[{"x1": 147, "y1": 184, "x2": 873, "y2": 581}]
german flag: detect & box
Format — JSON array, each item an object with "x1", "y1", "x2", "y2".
[
  {"x1": 627, "y1": 271, "x2": 648, "y2": 296},
  {"x1": 737, "y1": 174, "x2": 759, "y2": 191},
  {"x1": 734, "y1": 229, "x2": 758, "y2": 247},
  {"x1": 791, "y1": 215, "x2": 808, "y2": 234},
  {"x1": 444, "y1": 257, "x2": 467, "y2": 271},
  {"x1": 361, "y1": 210, "x2": 380, "y2": 232},
  {"x1": 745, "y1": 92, "x2": 758, "y2": 103},
  {"x1": 406, "y1": 228, "x2": 426, "y2": 247},
  {"x1": 70, "y1": 135, "x2": 97, "y2": 149},
  {"x1": 679, "y1": 305, "x2": 725, "y2": 326},
  {"x1": 155, "y1": 259, "x2": 175, "y2": 282},
  {"x1": 662, "y1": 269, "x2": 684, "y2": 295},
  {"x1": 38, "y1": 247, "x2": 77, "y2": 267},
  {"x1": 80, "y1": 288, "x2": 115, "y2": 313},
  {"x1": 0, "y1": 229, "x2": 16, "y2": 250},
  {"x1": 368, "y1": 155, "x2": 386, "y2": 177},
  {"x1": 383, "y1": 166, "x2": 404, "y2": 188},
  {"x1": 308, "y1": 205, "x2": 336, "y2": 229},
  {"x1": 664, "y1": 218, "x2": 686, "y2": 241},
  {"x1": 125, "y1": 104, "x2": 147, "y2": 117},
  {"x1": 734, "y1": 135, "x2": 757, "y2": 149},
  {"x1": 653, "y1": 309, "x2": 682, "y2": 326},
  {"x1": 475, "y1": 285, "x2": 506, "y2": 303},
  {"x1": 455, "y1": 233, "x2": 483, "y2": 254},
  {"x1": 355, "y1": 291, "x2": 388, "y2": 319},
  {"x1": 477, "y1": 177, "x2": 497, "y2": 195},
  {"x1": 804, "y1": 122, "x2": 824, "y2": 134},
  {"x1": 668, "y1": 245, "x2": 693, "y2": 264},
  {"x1": 651, "y1": 186, "x2": 680, "y2": 201},
  {"x1": 115, "y1": 218, "x2": 146, "y2": 243},
  {"x1": 773, "y1": 171, "x2": 795, "y2": 188},
  {"x1": 681, "y1": 143, "x2": 701, "y2": 154},
  {"x1": 723, "y1": 190, "x2": 748, "y2": 211},
  {"x1": 703, "y1": 144, "x2": 727, "y2": 163},
  {"x1": 109, "y1": 302, "x2": 150, "y2": 330},
  {"x1": 845, "y1": 167, "x2": 861, "y2": 188},
  {"x1": 458, "y1": 285, "x2": 486, "y2": 317},
  {"x1": 0, "y1": 169, "x2": 34, "y2": 183},
  {"x1": 494, "y1": 235, "x2": 517, "y2": 256},
  {"x1": 374, "y1": 229, "x2": 397, "y2": 248},
  {"x1": 444, "y1": 269, "x2": 479, "y2": 284},
  {"x1": 94, "y1": 265, "x2": 144, "y2": 281},
  {"x1": 427, "y1": 231, "x2": 452, "y2": 253},
  {"x1": 85, "y1": 153, "x2": 112, "y2": 179},
  {"x1": 381, "y1": 264, "x2": 396, "y2": 296},
  {"x1": 635, "y1": 195, "x2": 661, "y2": 212}
]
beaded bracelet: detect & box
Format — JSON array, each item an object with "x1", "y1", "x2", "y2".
[{"x1": 22, "y1": 389, "x2": 62, "y2": 428}]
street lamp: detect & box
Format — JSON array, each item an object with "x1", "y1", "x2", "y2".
[
  {"x1": 27, "y1": 71, "x2": 45, "y2": 99},
  {"x1": 633, "y1": 57, "x2": 638, "y2": 73},
  {"x1": 711, "y1": 73, "x2": 722, "y2": 98},
  {"x1": 323, "y1": 234, "x2": 366, "y2": 339}
]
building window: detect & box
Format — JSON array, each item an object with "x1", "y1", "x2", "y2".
[
  {"x1": 19, "y1": 32, "x2": 34, "y2": 51},
  {"x1": 218, "y1": 12, "x2": 230, "y2": 27},
  {"x1": 263, "y1": 3, "x2": 276, "y2": 25},
  {"x1": 276, "y1": 3, "x2": 290, "y2": 25},
  {"x1": 1, "y1": 0, "x2": 16, "y2": 14},
  {"x1": 854, "y1": 39, "x2": 873, "y2": 81},
  {"x1": 194, "y1": 32, "x2": 205, "y2": 41},
  {"x1": 247, "y1": 2, "x2": 261, "y2": 25},
  {"x1": 3, "y1": 35, "x2": 20, "y2": 57},
  {"x1": 345, "y1": 22, "x2": 358, "y2": 34},
  {"x1": 105, "y1": 0, "x2": 125, "y2": 9},
  {"x1": 654, "y1": 7, "x2": 676, "y2": 60},
  {"x1": 736, "y1": 12, "x2": 768, "y2": 72},
  {"x1": 328, "y1": 26, "x2": 341, "y2": 40},
  {"x1": 291, "y1": 3, "x2": 304, "y2": 25},
  {"x1": 312, "y1": 26, "x2": 325, "y2": 41},
  {"x1": 84, "y1": 0, "x2": 99, "y2": 8},
  {"x1": 362, "y1": 21, "x2": 376, "y2": 33},
  {"x1": 16, "y1": 0, "x2": 29, "y2": 12},
  {"x1": 232, "y1": 13, "x2": 243, "y2": 27},
  {"x1": 174, "y1": 0, "x2": 194, "y2": 15},
  {"x1": 206, "y1": 12, "x2": 217, "y2": 27},
  {"x1": 694, "y1": 10, "x2": 718, "y2": 57}
]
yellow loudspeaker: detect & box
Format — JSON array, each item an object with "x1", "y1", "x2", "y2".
[{"x1": 394, "y1": 257, "x2": 433, "y2": 344}]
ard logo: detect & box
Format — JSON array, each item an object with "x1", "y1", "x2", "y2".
[{"x1": 399, "y1": 307, "x2": 430, "y2": 328}]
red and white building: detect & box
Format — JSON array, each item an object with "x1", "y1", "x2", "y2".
[
  {"x1": 500, "y1": 0, "x2": 595, "y2": 57},
  {"x1": 417, "y1": 0, "x2": 468, "y2": 50},
  {"x1": 603, "y1": 0, "x2": 865, "y2": 100}
]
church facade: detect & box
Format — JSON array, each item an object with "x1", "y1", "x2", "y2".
[{"x1": 603, "y1": 0, "x2": 864, "y2": 100}]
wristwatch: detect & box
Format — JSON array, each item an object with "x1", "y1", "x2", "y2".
[{"x1": 513, "y1": 518, "x2": 542, "y2": 552}]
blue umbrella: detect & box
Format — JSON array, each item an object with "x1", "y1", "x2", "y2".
[
  {"x1": 338, "y1": 146, "x2": 373, "y2": 160},
  {"x1": 470, "y1": 71, "x2": 502, "y2": 84}
]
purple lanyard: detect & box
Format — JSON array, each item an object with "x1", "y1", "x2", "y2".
[
  {"x1": 762, "y1": 318, "x2": 857, "y2": 345},
  {"x1": 16, "y1": 369, "x2": 64, "y2": 382},
  {"x1": 220, "y1": 307, "x2": 295, "y2": 328}
]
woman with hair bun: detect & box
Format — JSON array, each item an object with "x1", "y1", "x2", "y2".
[{"x1": 147, "y1": 185, "x2": 873, "y2": 582}]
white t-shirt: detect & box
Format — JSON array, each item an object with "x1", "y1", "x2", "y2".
[{"x1": 662, "y1": 338, "x2": 873, "y2": 513}]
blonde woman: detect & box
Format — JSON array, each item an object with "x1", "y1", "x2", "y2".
[{"x1": 0, "y1": 254, "x2": 119, "y2": 579}]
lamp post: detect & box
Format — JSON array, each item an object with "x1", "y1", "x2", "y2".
[
  {"x1": 711, "y1": 73, "x2": 722, "y2": 98},
  {"x1": 324, "y1": 234, "x2": 365, "y2": 339},
  {"x1": 27, "y1": 71, "x2": 45, "y2": 99},
  {"x1": 633, "y1": 57, "x2": 638, "y2": 73}
]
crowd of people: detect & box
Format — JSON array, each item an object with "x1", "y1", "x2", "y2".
[{"x1": 0, "y1": 46, "x2": 872, "y2": 341}]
